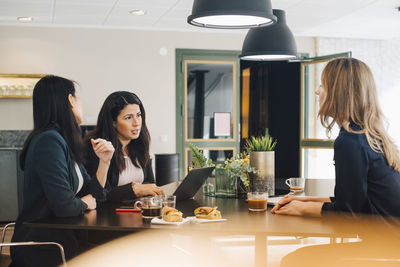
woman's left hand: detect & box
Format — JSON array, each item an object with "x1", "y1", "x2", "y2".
[{"x1": 91, "y1": 138, "x2": 114, "y2": 164}]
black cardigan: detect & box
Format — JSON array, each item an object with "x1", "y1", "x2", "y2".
[
  {"x1": 11, "y1": 129, "x2": 107, "y2": 266},
  {"x1": 322, "y1": 123, "x2": 400, "y2": 218},
  {"x1": 84, "y1": 140, "x2": 155, "y2": 203}
]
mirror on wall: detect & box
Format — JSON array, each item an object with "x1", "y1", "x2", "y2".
[{"x1": 186, "y1": 62, "x2": 235, "y2": 140}]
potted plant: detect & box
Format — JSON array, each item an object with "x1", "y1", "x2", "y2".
[
  {"x1": 188, "y1": 143, "x2": 214, "y2": 168},
  {"x1": 215, "y1": 153, "x2": 258, "y2": 198},
  {"x1": 188, "y1": 143, "x2": 215, "y2": 196},
  {"x1": 246, "y1": 134, "x2": 277, "y2": 196}
]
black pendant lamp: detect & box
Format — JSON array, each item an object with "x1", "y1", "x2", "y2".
[
  {"x1": 187, "y1": 0, "x2": 277, "y2": 29},
  {"x1": 240, "y1": 9, "x2": 297, "y2": 61}
]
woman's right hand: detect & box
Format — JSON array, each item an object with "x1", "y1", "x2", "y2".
[
  {"x1": 132, "y1": 183, "x2": 164, "y2": 197},
  {"x1": 81, "y1": 194, "x2": 97, "y2": 210},
  {"x1": 91, "y1": 138, "x2": 115, "y2": 164}
]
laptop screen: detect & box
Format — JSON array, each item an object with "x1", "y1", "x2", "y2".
[{"x1": 173, "y1": 167, "x2": 214, "y2": 201}]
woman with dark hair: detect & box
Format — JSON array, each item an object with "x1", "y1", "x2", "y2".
[
  {"x1": 271, "y1": 58, "x2": 400, "y2": 218},
  {"x1": 10, "y1": 75, "x2": 114, "y2": 267},
  {"x1": 84, "y1": 91, "x2": 163, "y2": 203}
]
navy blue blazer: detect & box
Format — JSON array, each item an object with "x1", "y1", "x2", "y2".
[
  {"x1": 322, "y1": 124, "x2": 400, "y2": 218},
  {"x1": 11, "y1": 129, "x2": 107, "y2": 266}
]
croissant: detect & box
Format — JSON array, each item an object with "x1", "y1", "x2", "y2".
[
  {"x1": 162, "y1": 206, "x2": 183, "y2": 222},
  {"x1": 194, "y1": 206, "x2": 222, "y2": 219}
]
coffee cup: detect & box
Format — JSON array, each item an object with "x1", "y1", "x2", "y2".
[
  {"x1": 285, "y1": 177, "x2": 305, "y2": 193},
  {"x1": 134, "y1": 197, "x2": 162, "y2": 218}
]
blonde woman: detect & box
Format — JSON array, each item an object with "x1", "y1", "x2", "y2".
[{"x1": 272, "y1": 57, "x2": 400, "y2": 217}]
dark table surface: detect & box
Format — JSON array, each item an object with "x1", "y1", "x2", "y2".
[
  {"x1": 24, "y1": 179, "x2": 370, "y2": 237},
  {"x1": 27, "y1": 178, "x2": 400, "y2": 238}
]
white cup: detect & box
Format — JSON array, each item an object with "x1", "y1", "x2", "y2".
[{"x1": 285, "y1": 177, "x2": 305, "y2": 193}]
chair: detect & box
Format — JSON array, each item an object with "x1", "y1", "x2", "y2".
[{"x1": 0, "y1": 222, "x2": 67, "y2": 267}]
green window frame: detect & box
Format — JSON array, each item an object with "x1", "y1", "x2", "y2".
[
  {"x1": 175, "y1": 49, "x2": 241, "y2": 179},
  {"x1": 300, "y1": 52, "x2": 352, "y2": 178}
]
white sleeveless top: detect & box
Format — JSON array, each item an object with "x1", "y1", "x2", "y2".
[
  {"x1": 74, "y1": 162, "x2": 84, "y2": 194},
  {"x1": 118, "y1": 156, "x2": 144, "y2": 186}
]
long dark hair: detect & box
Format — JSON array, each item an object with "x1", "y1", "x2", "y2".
[
  {"x1": 20, "y1": 75, "x2": 83, "y2": 170},
  {"x1": 87, "y1": 91, "x2": 150, "y2": 172}
]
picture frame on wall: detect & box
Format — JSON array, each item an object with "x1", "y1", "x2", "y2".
[
  {"x1": 214, "y1": 112, "x2": 231, "y2": 137},
  {"x1": 0, "y1": 74, "x2": 45, "y2": 99}
]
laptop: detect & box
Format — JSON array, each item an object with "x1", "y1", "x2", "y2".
[
  {"x1": 267, "y1": 196, "x2": 284, "y2": 206},
  {"x1": 161, "y1": 167, "x2": 214, "y2": 201}
]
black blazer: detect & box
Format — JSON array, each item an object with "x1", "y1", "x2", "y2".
[
  {"x1": 84, "y1": 140, "x2": 155, "y2": 203},
  {"x1": 322, "y1": 123, "x2": 400, "y2": 218},
  {"x1": 11, "y1": 129, "x2": 107, "y2": 267}
]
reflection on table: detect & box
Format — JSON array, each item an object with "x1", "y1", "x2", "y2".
[{"x1": 67, "y1": 216, "x2": 400, "y2": 267}]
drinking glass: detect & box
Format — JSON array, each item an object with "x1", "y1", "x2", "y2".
[
  {"x1": 247, "y1": 192, "x2": 268, "y2": 212},
  {"x1": 161, "y1": 195, "x2": 176, "y2": 208}
]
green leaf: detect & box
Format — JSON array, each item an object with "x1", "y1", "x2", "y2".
[
  {"x1": 188, "y1": 143, "x2": 215, "y2": 168},
  {"x1": 245, "y1": 134, "x2": 277, "y2": 152}
]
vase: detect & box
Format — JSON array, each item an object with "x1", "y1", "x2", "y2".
[
  {"x1": 249, "y1": 151, "x2": 275, "y2": 196},
  {"x1": 215, "y1": 168, "x2": 237, "y2": 198}
]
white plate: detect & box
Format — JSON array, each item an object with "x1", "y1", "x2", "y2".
[
  {"x1": 151, "y1": 217, "x2": 191, "y2": 225},
  {"x1": 187, "y1": 216, "x2": 227, "y2": 223}
]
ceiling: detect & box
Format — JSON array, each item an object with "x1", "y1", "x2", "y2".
[{"x1": 0, "y1": 0, "x2": 399, "y2": 40}]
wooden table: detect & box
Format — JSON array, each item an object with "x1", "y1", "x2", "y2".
[{"x1": 25, "y1": 178, "x2": 400, "y2": 266}]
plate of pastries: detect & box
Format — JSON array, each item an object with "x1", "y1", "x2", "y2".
[
  {"x1": 192, "y1": 207, "x2": 226, "y2": 223},
  {"x1": 151, "y1": 206, "x2": 226, "y2": 225}
]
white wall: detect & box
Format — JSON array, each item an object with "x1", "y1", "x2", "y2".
[{"x1": 0, "y1": 26, "x2": 314, "y2": 155}]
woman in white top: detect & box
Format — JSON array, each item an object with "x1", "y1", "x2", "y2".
[{"x1": 84, "y1": 91, "x2": 164, "y2": 203}]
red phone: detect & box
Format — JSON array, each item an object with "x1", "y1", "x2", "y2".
[{"x1": 115, "y1": 207, "x2": 141, "y2": 212}]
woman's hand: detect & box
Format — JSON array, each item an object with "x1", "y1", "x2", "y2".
[
  {"x1": 91, "y1": 138, "x2": 114, "y2": 164},
  {"x1": 271, "y1": 197, "x2": 323, "y2": 217},
  {"x1": 81, "y1": 194, "x2": 96, "y2": 210},
  {"x1": 132, "y1": 183, "x2": 164, "y2": 197},
  {"x1": 270, "y1": 194, "x2": 309, "y2": 213},
  {"x1": 270, "y1": 194, "x2": 331, "y2": 214}
]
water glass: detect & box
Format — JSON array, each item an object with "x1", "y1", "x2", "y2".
[{"x1": 162, "y1": 195, "x2": 176, "y2": 208}]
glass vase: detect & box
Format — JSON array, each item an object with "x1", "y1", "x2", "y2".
[{"x1": 215, "y1": 168, "x2": 237, "y2": 198}]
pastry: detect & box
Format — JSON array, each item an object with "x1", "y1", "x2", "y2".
[
  {"x1": 162, "y1": 206, "x2": 183, "y2": 222},
  {"x1": 194, "y1": 206, "x2": 222, "y2": 219}
]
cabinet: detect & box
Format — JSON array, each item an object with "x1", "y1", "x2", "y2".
[{"x1": 0, "y1": 148, "x2": 24, "y2": 222}]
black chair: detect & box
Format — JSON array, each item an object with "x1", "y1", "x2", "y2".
[{"x1": 155, "y1": 154, "x2": 179, "y2": 186}]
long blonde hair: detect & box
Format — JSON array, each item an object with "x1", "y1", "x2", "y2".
[{"x1": 319, "y1": 57, "x2": 400, "y2": 172}]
